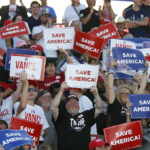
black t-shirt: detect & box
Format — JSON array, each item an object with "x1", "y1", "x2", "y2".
[
  {"x1": 108, "y1": 99, "x2": 127, "y2": 126},
  {"x1": 54, "y1": 108, "x2": 96, "y2": 150},
  {"x1": 80, "y1": 8, "x2": 100, "y2": 32},
  {"x1": 25, "y1": 16, "x2": 41, "y2": 40}
]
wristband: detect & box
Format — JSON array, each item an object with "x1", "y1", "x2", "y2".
[
  {"x1": 108, "y1": 69, "x2": 115, "y2": 74},
  {"x1": 94, "y1": 94, "x2": 100, "y2": 99}
]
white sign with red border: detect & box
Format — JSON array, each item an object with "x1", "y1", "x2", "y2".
[
  {"x1": 43, "y1": 27, "x2": 75, "y2": 50},
  {"x1": 65, "y1": 64, "x2": 99, "y2": 89},
  {"x1": 10, "y1": 54, "x2": 46, "y2": 81},
  {"x1": 0, "y1": 21, "x2": 30, "y2": 39},
  {"x1": 109, "y1": 39, "x2": 137, "y2": 50}
]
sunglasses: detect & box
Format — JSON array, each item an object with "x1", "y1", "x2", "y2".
[
  {"x1": 28, "y1": 88, "x2": 37, "y2": 92},
  {"x1": 120, "y1": 92, "x2": 130, "y2": 95}
]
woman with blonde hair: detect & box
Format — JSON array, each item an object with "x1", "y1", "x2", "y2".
[
  {"x1": 99, "y1": 0, "x2": 116, "y2": 26},
  {"x1": 107, "y1": 60, "x2": 148, "y2": 126}
]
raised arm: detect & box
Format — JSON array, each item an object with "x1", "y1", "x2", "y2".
[
  {"x1": 51, "y1": 82, "x2": 68, "y2": 121},
  {"x1": 16, "y1": 73, "x2": 28, "y2": 116},
  {"x1": 136, "y1": 61, "x2": 149, "y2": 94},
  {"x1": 90, "y1": 86, "x2": 103, "y2": 119},
  {"x1": 58, "y1": 47, "x2": 73, "y2": 64},
  {"x1": 107, "y1": 60, "x2": 116, "y2": 104},
  {"x1": 12, "y1": 80, "x2": 23, "y2": 103},
  {"x1": 126, "y1": 101, "x2": 132, "y2": 123},
  {"x1": 19, "y1": 0, "x2": 29, "y2": 12}
]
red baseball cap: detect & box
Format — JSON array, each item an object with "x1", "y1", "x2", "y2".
[
  {"x1": 4, "y1": 20, "x2": 14, "y2": 26},
  {"x1": 98, "y1": 75, "x2": 104, "y2": 82},
  {"x1": 89, "y1": 138, "x2": 106, "y2": 150},
  {"x1": 30, "y1": 44, "x2": 44, "y2": 52}
]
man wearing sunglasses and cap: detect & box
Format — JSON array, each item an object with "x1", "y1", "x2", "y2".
[
  {"x1": 14, "y1": 73, "x2": 49, "y2": 145},
  {"x1": 51, "y1": 82, "x2": 103, "y2": 150}
]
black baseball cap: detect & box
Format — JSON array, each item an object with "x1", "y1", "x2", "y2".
[{"x1": 65, "y1": 94, "x2": 79, "y2": 103}]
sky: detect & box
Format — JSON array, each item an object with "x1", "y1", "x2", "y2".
[{"x1": 0, "y1": 0, "x2": 132, "y2": 22}]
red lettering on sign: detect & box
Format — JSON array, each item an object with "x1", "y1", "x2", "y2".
[
  {"x1": 52, "y1": 33, "x2": 65, "y2": 38},
  {"x1": 116, "y1": 44, "x2": 132, "y2": 49},
  {"x1": 16, "y1": 61, "x2": 36, "y2": 70},
  {"x1": 76, "y1": 70, "x2": 91, "y2": 75},
  {"x1": 47, "y1": 39, "x2": 72, "y2": 44},
  {"x1": 69, "y1": 76, "x2": 96, "y2": 82}
]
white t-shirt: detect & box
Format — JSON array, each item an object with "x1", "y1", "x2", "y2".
[
  {"x1": 63, "y1": 4, "x2": 86, "y2": 24},
  {"x1": 32, "y1": 25, "x2": 57, "y2": 58},
  {"x1": 78, "y1": 95, "x2": 97, "y2": 136},
  {"x1": 0, "y1": 96, "x2": 13, "y2": 126},
  {"x1": 14, "y1": 102, "x2": 49, "y2": 141},
  {"x1": 9, "y1": 5, "x2": 17, "y2": 20}
]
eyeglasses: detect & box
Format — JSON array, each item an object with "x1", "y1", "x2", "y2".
[
  {"x1": 120, "y1": 93, "x2": 130, "y2": 95},
  {"x1": 28, "y1": 88, "x2": 37, "y2": 92}
]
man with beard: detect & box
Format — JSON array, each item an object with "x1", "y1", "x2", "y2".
[
  {"x1": 35, "y1": 90, "x2": 57, "y2": 150},
  {"x1": 32, "y1": 7, "x2": 57, "y2": 58},
  {"x1": 51, "y1": 82, "x2": 103, "y2": 150}
]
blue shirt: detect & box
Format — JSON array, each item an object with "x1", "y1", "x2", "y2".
[
  {"x1": 29, "y1": 6, "x2": 56, "y2": 18},
  {"x1": 40, "y1": 6, "x2": 56, "y2": 18},
  {"x1": 124, "y1": 7, "x2": 149, "y2": 37}
]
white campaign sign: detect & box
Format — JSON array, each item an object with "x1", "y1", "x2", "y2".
[
  {"x1": 65, "y1": 64, "x2": 99, "y2": 88},
  {"x1": 109, "y1": 39, "x2": 137, "y2": 50},
  {"x1": 43, "y1": 27, "x2": 75, "y2": 50},
  {"x1": 10, "y1": 55, "x2": 45, "y2": 81},
  {"x1": 109, "y1": 39, "x2": 137, "y2": 56}
]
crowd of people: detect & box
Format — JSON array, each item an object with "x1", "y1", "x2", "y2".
[{"x1": 0, "y1": 0, "x2": 150, "y2": 150}]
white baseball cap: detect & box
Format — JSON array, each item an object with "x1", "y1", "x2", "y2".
[{"x1": 116, "y1": 16, "x2": 126, "y2": 23}]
